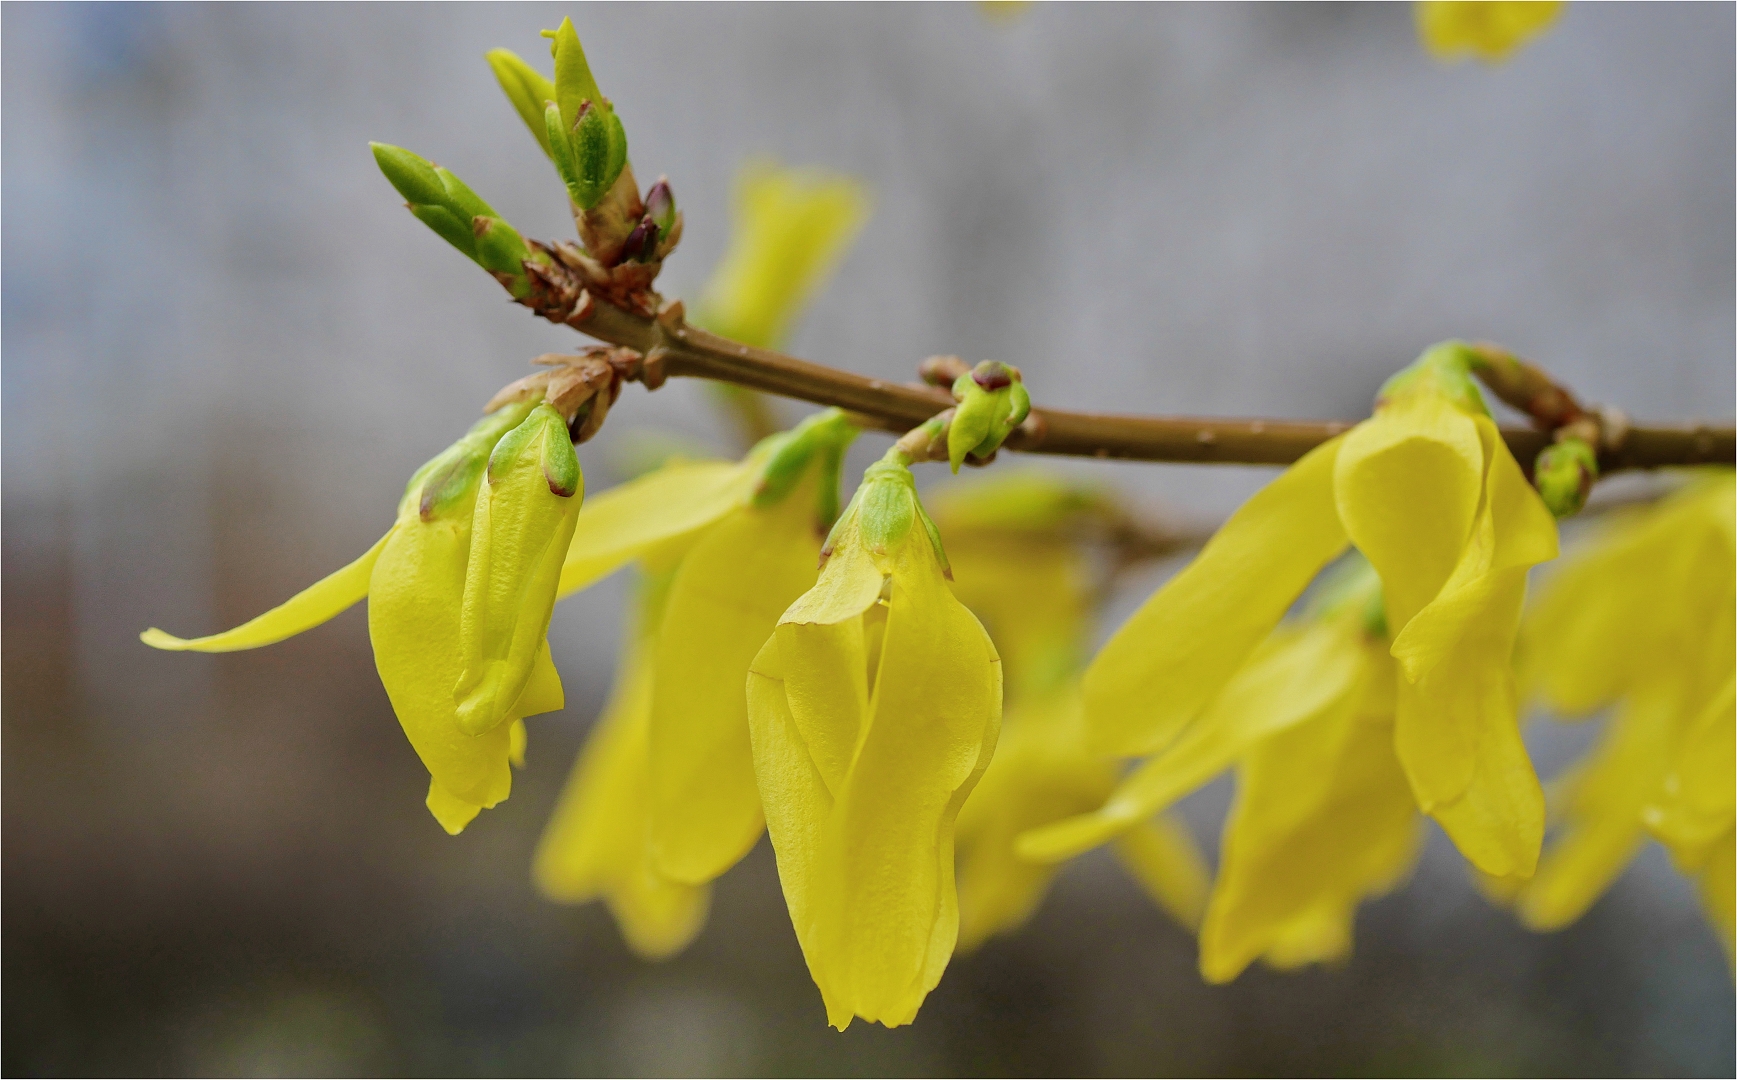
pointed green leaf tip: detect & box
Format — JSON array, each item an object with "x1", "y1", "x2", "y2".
[
  {"x1": 486, "y1": 48, "x2": 556, "y2": 160},
  {"x1": 534, "y1": 18, "x2": 628, "y2": 210},
  {"x1": 369, "y1": 142, "x2": 532, "y2": 290}
]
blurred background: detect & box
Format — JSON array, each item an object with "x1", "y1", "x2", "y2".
[{"x1": 4, "y1": 2, "x2": 1733, "y2": 1075}]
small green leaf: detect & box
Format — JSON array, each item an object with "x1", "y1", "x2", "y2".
[
  {"x1": 371, "y1": 142, "x2": 447, "y2": 206},
  {"x1": 485, "y1": 48, "x2": 556, "y2": 159},
  {"x1": 549, "y1": 17, "x2": 605, "y2": 134}
]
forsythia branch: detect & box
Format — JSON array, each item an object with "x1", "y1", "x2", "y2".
[{"x1": 515, "y1": 243, "x2": 1736, "y2": 473}]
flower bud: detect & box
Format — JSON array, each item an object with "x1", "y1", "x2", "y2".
[
  {"x1": 541, "y1": 18, "x2": 629, "y2": 211},
  {"x1": 454, "y1": 403, "x2": 585, "y2": 736},
  {"x1": 645, "y1": 178, "x2": 677, "y2": 236},
  {"x1": 1533, "y1": 437, "x2": 1597, "y2": 518},
  {"x1": 946, "y1": 361, "x2": 1030, "y2": 473}
]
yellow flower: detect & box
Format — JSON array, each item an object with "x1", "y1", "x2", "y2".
[
  {"x1": 932, "y1": 473, "x2": 1208, "y2": 949},
  {"x1": 1647, "y1": 678, "x2": 1736, "y2": 962},
  {"x1": 142, "y1": 398, "x2": 581, "y2": 833},
  {"x1": 693, "y1": 161, "x2": 870, "y2": 351},
  {"x1": 1515, "y1": 472, "x2": 1734, "y2": 947},
  {"x1": 552, "y1": 409, "x2": 857, "y2": 889},
  {"x1": 533, "y1": 567, "x2": 710, "y2": 960},
  {"x1": 1024, "y1": 556, "x2": 1422, "y2": 982},
  {"x1": 1416, "y1": 1, "x2": 1565, "y2": 63},
  {"x1": 747, "y1": 455, "x2": 1001, "y2": 1029},
  {"x1": 1082, "y1": 343, "x2": 1559, "y2": 879}
]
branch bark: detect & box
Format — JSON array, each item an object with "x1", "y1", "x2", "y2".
[{"x1": 530, "y1": 274, "x2": 1736, "y2": 473}]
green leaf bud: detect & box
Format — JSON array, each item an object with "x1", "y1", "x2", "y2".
[
  {"x1": 434, "y1": 166, "x2": 499, "y2": 225},
  {"x1": 1534, "y1": 436, "x2": 1598, "y2": 518},
  {"x1": 454, "y1": 403, "x2": 584, "y2": 737},
  {"x1": 372, "y1": 141, "x2": 449, "y2": 207},
  {"x1": 371, "y1": 141, "x2": 533, "y2": 287},
  {"x1": 472, "y1": 215, "x2": 531, "y2": 280},
  {"x1": 485, "y1": 48, "x2": 557, "y2": 160},
  {"x1": 408, "y1": 204, "x2": 478, "y2": 260}
]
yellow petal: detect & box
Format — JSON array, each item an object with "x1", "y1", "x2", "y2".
[
  {"x1": 649, "y1": 492, "x2": 822, "y2": 885},
  {"x1": 426, "y1": 779, "x2": 483, "y2": 836},
  {"x1": 1083, "y1": 435, "x2": 1348, "y2": 757},
  {"x1": 1199, "y1": 656, "x2": 1420, "y2": 984},
  {"x1": 1519, "y1": 680, "x2": 1684, "y2": 931},
  {"x1": 370, "y1": 511, "x2": 515, "y2": 818},
  {"x1": 1693, "y1": 830, "x2": 1735, "y2": 965},
  {"x1": 1022, "y1": 618, "x2": 1368, "y2": 863},
  {"x1": 1335, "y1": 394, "x2": 1484, "y2": 631},
  {"x1": 1646, "y1": 675, "x2": 1737, "y2": 861},
  {"x1": 509, "y1": 719, "x2": 528, "y2": 769},
  {"x1": 954, "y1": 691, "x2": 1120, "y2": 951},
  {"x1": 694, "y1": 161, "x2": 870, "y2": 350},
  {"x1": 1417, "y1": 1, "x2": 1565, "y2": 63},
  {"x1": 141, "y1": 530, "x2": 389, "y2": 652},
  {"x1": 558, "y1": 459, "x2": 752, "y2": 597},
  {"x1": 812, "y1": 542, "x2": 1001, "y2": 1028},
  {"x1": 533, "y1": 591, "x2": 709, "y2": 960},
  {"x1": 1112, "y1": 815, "x2": 1210, "y2": 934}
]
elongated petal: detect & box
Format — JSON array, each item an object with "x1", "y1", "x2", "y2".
[
  {"x1": 954, "y1": 692, "x2": 1120, "y2": 951},
  {"x1": 1199, "y1": 660, "x2": 1419, "y2": 983},
  {"x1": 813, "y1": 544, "x2": 1001, "y2": 1028},
  {"x1": 1519, "y1": 680, "x2": 1684, "y2": 930},
  {"x1": 1646, "y1": 675, "x2": 1737, "y2": 861},
  {"x1": 534, "y1": 607, "x2": 709, "y2": 960},
  {"x1": 1112, "y1": 815, "x2": 1210, "y2": 933},
  {"x1": 1083, "y1": 435, "x2": 1348, "y2": 757},
  {"x1": 776, "y1": 536, "x2": 882, "y2": 796},
  {"x1": 141, "y1": 531, "x2": 389, "y2": 652},
  {"x1": 1693, "y1": 830, "x2": 1735, "y2": 964},
  {"x1": 1022, "y1": 619, "x2": 1367, "y2": 863},
  {"x1": 649, "y1": 493, "x2": 821, "y2": 884},
  {"x1": 558, "y1": 460, "x2": 752, "y2": 597}
]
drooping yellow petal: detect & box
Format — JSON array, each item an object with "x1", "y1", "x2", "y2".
[
  {"x1": 648, "y1": 484, "x2": 823, "y2": 885},
  {"x1": 1198, "y1": 646, "x2": 1419, "y2": 983},
  {"x1": 694, "y1": 161, "x2": 870, "y2": 351},
  {"x1": 558, "y1": 459, "x2": 753, "y2": 597},
  {"x1": 1646, "y1": 676, "x2": 1737, "y2": 864},
  {"x1": 1416, "y1": 1, "x2": 1565, "y2": 64},
  {"x1": 810, "y1": 538, "x2": 1001, "y2": 1028},
  {"x1": 141, "y1": 530, "x2": 390, "y2": 652},
  {"x1": 1341, "y1": 402, "x2": 1551, "y2": 878},
  {"x1": 1692, "y1": 830, "x2": 1735, "y2": 964},
  {"x1": 954, "y1": 691, "x2": 1120, "y2": 951},
  {"x1": 534, "y1": 584, "x2": 710, "y2": 960},
  {"x1": 1518, "y1": 680, "x2": 1686, "y2": 931},
  {"x1": 1112, "y1": 815, "x2": 1211, "y2": 934},
  {"x1": 1083, "y1": 435, "x2": 1348, "y2": 757},
  {"x1": 426, "y1": 778, "x2": 483, "y2": 836},
  {"x1": 1022, "y1": 618, "x2": 1367, "y2": 864}
]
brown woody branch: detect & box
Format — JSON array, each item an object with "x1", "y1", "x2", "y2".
[{"x1": 513, "y1": 248, "x2": 1735, "y2": 473}]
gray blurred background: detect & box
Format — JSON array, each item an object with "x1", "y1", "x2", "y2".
[{"x1": 4, "y1": 2, "x2": 1733, "y2": 1075}]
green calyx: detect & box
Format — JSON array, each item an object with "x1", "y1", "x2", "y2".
[
  {"x1": 402, "y1": 398, "x2": 541, "y2": 522},
  {"x1": 824, "y1": 452, "x2": 952, "y2": 577},
  {"x1": 538, "y1": 18, "x2": 628, "y2": 210},
  {"x1": 1534, "y1": 436, "x2": 1598, "y2": 518},
  {"x1": 947, "y1": 361, "x2": 1031, "y2": 473},
  {"x1": 371, "y1": 143, "x2": 535, "y2": 295},
  {"x1": 750, "y1": 408, "x2": 860, "y2": 528},
  {"x1": 489, "y1": 403, "x2": 582, "y2": 500},
  {"x1": 1375, "y1": 341, "x2": 1491, "y2": 418}
]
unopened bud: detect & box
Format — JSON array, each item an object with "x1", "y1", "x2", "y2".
[
  {"x1": 645, "y1": 178, "x2": 677, "y2": 235},
  {"x1": 946, "y1": 360, "x2": 1030, "y2": 473},
  {"x1": 618, "y1": 214, "x2": 659, "y2": 263},
  {"x1": 454, "y1": 403, "x2": 584, "y2": 736},
  {"x1": 1534, "y1": 437, "x2": 1597, "y2": 518},
  {"x1": 473, "y1": 216, "x2": 532, "y2": 284},
  {"x1": 541, "y1": 18, "x2": 628, "y2": 211}
]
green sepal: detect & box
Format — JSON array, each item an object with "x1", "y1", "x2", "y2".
[
  {"x1": 419, "y1": 452, "x2": 487, "y2": 522},
  {"x1": 1377, "y1": 341, "x2": 1490, "y2": 417},
  {"x1": 485, "y1": 48, "x2": 556, "y2": 159},
  {"x1": 855, "y1": 458, "x2": 918, "y2": 554},
  {"x1": 750, "y1": 408, "x2": 859, "y2": 516},
  {"x1": 571, "y1": 103, "x2": 614, "y2": 208},
  {"x1": 398, "y1": 398, "x2": 541, "y2": 521},
  {"x1": 915, "y1": 499, "x2": 952, "y2": 579},
  {"x1": 1534, "y1": 436, "x2": 1598, "y2": 518},
  {"x1": 539, "y1": 413, "x2": 582, "y2": 498}
]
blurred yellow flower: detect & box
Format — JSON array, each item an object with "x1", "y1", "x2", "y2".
[
  {"x1": 1024, "y1": 557, "x2": 1422, "y2": 981},
  {"x1": 693, "y1": 161, "x2": 869, "y2": 351},
  {"x1": 748, "y1": 455, "x2": 1001, "y2": 1029},
  {"x1": 933, "y1": 473, "x2": 1208, "y2": 949},
  {"x1": 1082, "y1": 343, "x2": 1558, "y2": 879},
  {"x1": 143, "y1": 398, "x2": 578, "y2": 834},
  {"x1": 1516, "y1": 472, "x2": 1734, "y2": 951},
  {"x1": 554, "y1": 409, "x2": 856, "y2": 888},
  {"x1": 1416, "y1": 1, "x2": 1565, "y2": 63},
  {"x1": 533, "y1": 568, "x2": 710, "y2": 960}
]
